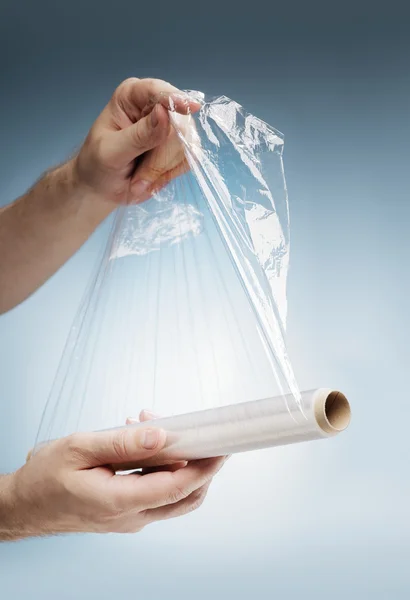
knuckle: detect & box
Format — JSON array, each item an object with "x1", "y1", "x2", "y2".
[
  {"x1": 143, "y1": 77, "x2": 172, "y2": 90},
  {"x1": 166, "y1": 484, "x2": 189, "y2": 505},
  {"x1": 111, "y1": 430, "x2": 131, "y2": 462},
  {"x1": 111, "y1": 78, "x2": 140, "y2": 114},
  {"x1": 122, "y1": 76, "x2": 140, "y2": 86},
  {"x1": 115, "y1": 77, "x2": 139, "y2": 97},
  {"x1": 171, "y1": 491, "x2": 206, "y2": 519},
  {"x1": 63, "y1": 433, "x2": 89, "y2": 462},
  {"x1": 141, "y1": 77, "x2": 160, "y2": 89},
  {"x1": 189, "y1": 488, "x2": 207, "y2": 510}
]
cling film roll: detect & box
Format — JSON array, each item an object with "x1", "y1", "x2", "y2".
[{"x1": 34, "y1": 91, "x2": 350, "y2": 457}]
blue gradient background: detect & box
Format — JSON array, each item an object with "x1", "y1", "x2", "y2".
[{"x1": 1, "y1": 1, "x2": 409, "y2": 598}]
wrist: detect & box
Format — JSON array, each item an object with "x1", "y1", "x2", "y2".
[
  {"x1": 0, "y1": 473, "x2": 28, "y2": 541},
  {"x1": 57, "y1": 157, "x2": 116, "y2": 226},
  {"x1": 0, "y1": 469, "x2": 54, "y2": 541},
  {"x1": 70, "y1": 155, "x2": 117, "y2": 218}
]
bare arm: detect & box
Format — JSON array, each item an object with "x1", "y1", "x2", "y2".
[
  {"x1": 0, "y1": 77, "x2": 199, "y2": 314},
  {"x1": 0, "y1": 161, "x2": 112, "y2": 313}
]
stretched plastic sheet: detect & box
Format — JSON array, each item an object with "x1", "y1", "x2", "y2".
[{"x1": 35, "y1": 91, "x2": 308, "y2": 450}]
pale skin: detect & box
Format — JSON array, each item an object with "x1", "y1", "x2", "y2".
[{"x1": 0, "y1": 78, "x2": 226, "y2": 541}]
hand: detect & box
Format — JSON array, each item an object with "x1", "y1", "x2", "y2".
[
  {"x1": 2, "y1": 413, "x2": 226, "y2": 540},
  {"x1": 74, "y1": 78, "x2": 201, "y2": 207}
]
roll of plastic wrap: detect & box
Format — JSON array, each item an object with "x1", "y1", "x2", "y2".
[
  {"x1": 32, "y1": 92, "x2": 351, "y2": 470},
  {"x1": 107, "y1": 388, "x2": 351, "y2": 469}
]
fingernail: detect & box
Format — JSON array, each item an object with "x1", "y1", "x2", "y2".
[
  {"x1": 151, "y1": 105, "x2": 159, "y2": 127},
  {"x1": 132, "y1": 179, "x2": 151, "y2": 198},
  {"x1": 141, "y1": 428, "x2": 160, "y2": 449},
  {"x1": 126, "y1": 417, "x2": 138, "y2": 424},
  {"x1": 140, "y1": 409, "x2": 159, "y2": 420}
]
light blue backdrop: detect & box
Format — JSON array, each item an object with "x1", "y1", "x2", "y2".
[{"x1": 0, "y1": 2, "x2": 409, "y2": 598}]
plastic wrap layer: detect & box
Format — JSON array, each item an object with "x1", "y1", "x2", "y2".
[
  {"x1": 108, "y1": 389, "x2": 351, "y2": 468},
  {"x1": 35, "y1": 91, "x2": 302, "y2": 449}
]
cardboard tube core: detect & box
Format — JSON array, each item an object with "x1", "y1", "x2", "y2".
[{"x1": 324, "y1": 391, "x2": 350, "y2": 432}]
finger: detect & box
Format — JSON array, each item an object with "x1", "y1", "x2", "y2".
[
  {"x1": 64, "y1": 426, "x2": 167, "y2": 469},
  {"x1": 131, "y1": 155, "x2": 190, "y2": 203},
  {"x1": 130, "y1": 91, "x2": 199, "y2": 199},
  {"x1": 129, "y1": 122, "x2": 191, "y2": 198},
  {"x1": 126, "y1": 411, "x2": 160, "y2": 428},
  {"x1": 111, "y1": 78, "x2": 200, "y2": 126},
  {"x1": 125, "y1": 411, "x2": 187, "y2": 471},
  {"x1": 139, "y1": 409, "x2": 160, "y2": 422},
  {"x1": 110, "y1": 103, "x2": 170, "y2": 166},
  {"x1": 121, "y1": 78, "x2": 200, "y2": 116},
  {"x1": 125, "y1": 409, "x2": 159, "y2": 425},
  {"x1": 110, "y1": 455, "x2": 227, "y2": 510},
  {"x1": 144, "y1": 481, "x2": 211, "y2": 524},
  {"x1": 140, "y1": 91, "x2": 201, "y2": 118}
]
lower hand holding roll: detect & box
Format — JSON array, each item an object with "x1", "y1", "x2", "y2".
[{"x1": 0, "y1": 411, "x2": 226, "y2": 541}]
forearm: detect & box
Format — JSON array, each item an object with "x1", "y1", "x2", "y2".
[
  {"x1": 0, "y1": 473, "x2": 27, "y2": 542},
  {"x1": 0, "y1": 159, "x2": 114, "y2": 314}
]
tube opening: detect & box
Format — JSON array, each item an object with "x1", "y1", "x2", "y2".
[{"x1": 324, "y1": 391, "x2": 351, "y2": 432}]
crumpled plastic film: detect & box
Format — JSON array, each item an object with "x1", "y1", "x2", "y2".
[{"x1": 34, "y1": 91, "x2": 304, "y2": 449}]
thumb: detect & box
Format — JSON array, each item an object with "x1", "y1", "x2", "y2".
[
  {"x1": 112, "y1": 103, "x2": 169, "y2": 165},
  {"x1": 70, "y1": 426, "x2": 167, "y2": 468}
]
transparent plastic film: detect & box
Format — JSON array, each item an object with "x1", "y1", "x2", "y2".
[{"x1": 34, "y1": 91, "x2": 350, "y2": 458}]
